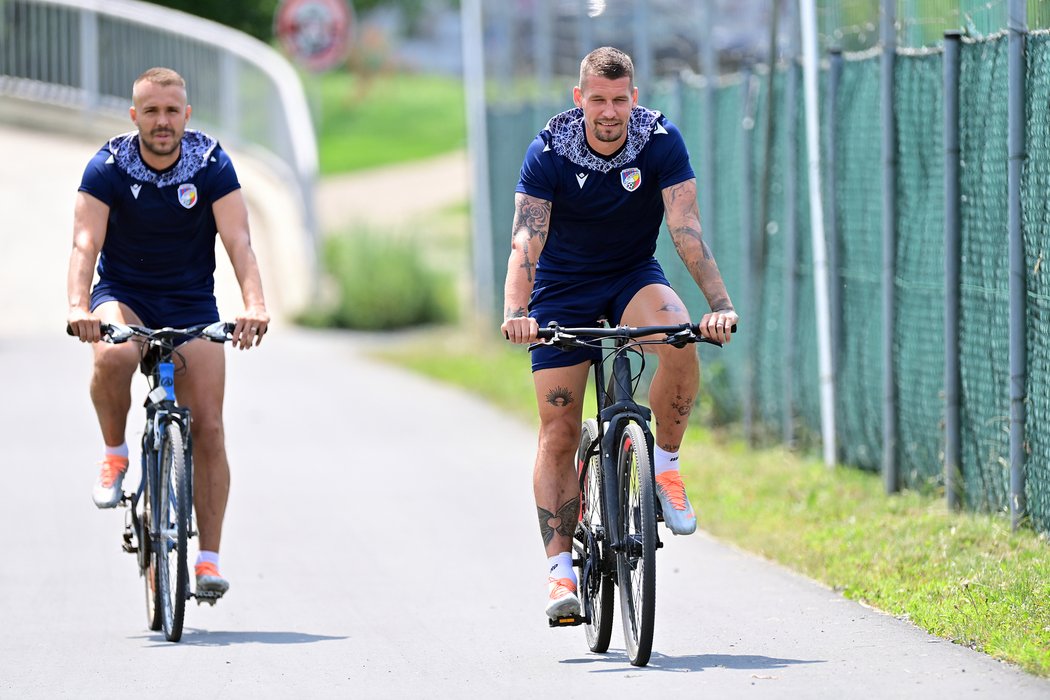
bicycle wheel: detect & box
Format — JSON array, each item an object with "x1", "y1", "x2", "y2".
[
  {"x1": 576, "y1": 419, "x2": 614, "y2": 653},
  {"x1": 616, "y1": 422, "x2": 657, "y2": 667},
  {"x1": 156, "y1": 421, "x2": 190, "y2": 642}
]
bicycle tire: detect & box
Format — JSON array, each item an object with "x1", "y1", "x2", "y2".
[
  {"x1": 142, "y1": 449, "x2": 162, "y2": 632},
  {"x1": 616, "y1": 422, "x2": 656, "y2": 667},
  {"x1": 576, "y1": 419, "x2": 614, "y2": 653},
  {"x1": 157, "y1": 421, "x2": 190, "y2": 642}
]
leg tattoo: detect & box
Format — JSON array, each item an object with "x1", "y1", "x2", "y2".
[{"x1": 537, "y1": 497, "x2": 581, "y2": 547}]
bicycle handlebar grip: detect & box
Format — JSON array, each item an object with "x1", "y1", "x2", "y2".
[
  {"x1": 66, "y1": 322, "x2": 115, "y2": 336},
  {"x1": 690, "y1": 323, "x2": 738, "y2": 334}
]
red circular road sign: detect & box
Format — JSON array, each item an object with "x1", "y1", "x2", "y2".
[{"x1": 274, "y1": 0, "x2": 354, "y2": 73}]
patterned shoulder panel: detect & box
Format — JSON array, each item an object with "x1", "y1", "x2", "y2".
[
  {"x1": 106, "y1": 129, "x2": 219, "y2": 187},
  {"x1": 546, "y1": 106, "x2": 662, "y2": 173}
]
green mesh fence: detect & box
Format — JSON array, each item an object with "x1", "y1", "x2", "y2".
[
  {"x1": 699, "y1": 78, "x2": 751, "y2": 424},
  {"x1": 752, "y1": 71, "x2": 790, "y2": 439},
  {"x1": 1023, "y1": 33, "x2": 1050, "y2": 533},
  {"x1": 833, "y1": 57, "x2": 884, "y2": 471},
  {"x1": 957, "y1": 37, "x2": 1011, "y2": 515},
  {"x1": 894, "y1": 52, "x2": 946, "y2": 489}
]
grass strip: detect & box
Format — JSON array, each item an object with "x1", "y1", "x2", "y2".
[{"x1": 315, "y1": 72, "x2": 465, "y2": 174}]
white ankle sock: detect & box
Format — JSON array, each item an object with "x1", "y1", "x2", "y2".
[
  {"x1": 653, "y1": 445, "x2": 680, "y2": 475},
  {"x1": 196, "y1": 550, "x2": 220, "y2": 569},
  {"x1": 547, "y1": 552, "x2": 575, "y2": 584},
  {"x1": 105, "y1": 442, "x2": 129, "y2": 459}
]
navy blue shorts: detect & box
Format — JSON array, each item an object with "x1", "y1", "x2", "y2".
[
  {"x1": 529, "y1": 258, "x2": 671, "y2": 372},
  {"x1": 90, "y1": 282, "x2": 219, "y2": 330}
]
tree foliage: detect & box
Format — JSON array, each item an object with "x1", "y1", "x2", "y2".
[
  {"x1": 143, "y1": 1, "x2": 435, "y2": 43},
  {"x1": 145, "y1": 1, "x2": 280, "y2": 41}
]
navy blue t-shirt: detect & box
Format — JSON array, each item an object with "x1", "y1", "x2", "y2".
[
  {"x1": 78, "y1": 129, "x2": 241, "y2": 294},
  {"x1": 516, "y1": 106, "x2": 695, "y2": 281}
]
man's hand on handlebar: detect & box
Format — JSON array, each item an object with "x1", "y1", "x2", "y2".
[
  {"x1": 67, "y1": 308, "x2": 103, "y2": 344},
  {"x1": 231, "y1": 306, "x2": 270, "y2": 350},
  {"x1": 501, "y1": 315, "x2": 538, "y2": 344},
  {"x1": 698, "y1": 308, "x2": 739, "y2": 345}
]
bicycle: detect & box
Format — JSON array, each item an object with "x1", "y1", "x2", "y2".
[
  {"x1": 534, "y1": 320, "x2": 731, "y2": 667},
  {"x1": 68, "y1": 321, "x2": 234, "y2": 642}
]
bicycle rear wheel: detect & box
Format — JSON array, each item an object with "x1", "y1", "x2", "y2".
[
  {"x1": 156, "y1": 421, "x2": 190, "y2": 642},
  {"x1": 576, "y1": 419, "x2": 614, "y2": 653},
  {"x1": 616, "y1": 422, "x2": 656, "y2": 667}
]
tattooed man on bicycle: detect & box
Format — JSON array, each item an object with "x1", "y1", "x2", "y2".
[
  {"x1": 66, "y1": 67, "x2": 269, "y2": 597},
  {"x1": 500, "y1": 47, "x2": 739, "y2": 621}
]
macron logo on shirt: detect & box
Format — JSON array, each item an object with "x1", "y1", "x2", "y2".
[
  {"x1": 576, "y1": 173, "x2": 588, "y2": 189},
  {"x1": 130, "y1": 184, "x2": 141, "y2": 199}
]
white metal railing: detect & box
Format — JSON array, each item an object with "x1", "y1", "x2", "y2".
[{"x1": 0, "y1": 0, "x2": 318, "y2": 251}]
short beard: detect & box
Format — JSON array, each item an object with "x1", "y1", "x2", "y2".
[
  {"x1": 140, "y1": 131, "x2": 180, "y2": 158},
  {"x1": 592, "y1": 123, "x2": 624, "y2": 143}
]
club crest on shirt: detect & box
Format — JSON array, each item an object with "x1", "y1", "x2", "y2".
[
  {"x1": 620, "y1": 168, "x2": 641, "y2": 192},
  {"x1": 177, "y1": 184, "x2": 198, "y2": 209}
]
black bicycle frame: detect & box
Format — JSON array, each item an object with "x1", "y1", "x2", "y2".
[{"x1": 593, "y1": 334, "x2": 655, "y2": 553}]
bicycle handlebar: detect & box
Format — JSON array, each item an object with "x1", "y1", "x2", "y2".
[
  {"x1": 66, "y1": 321, "x2": 236, "y2": 344},
  {"x1": 534, "y1": 322, "x2": 737, "y2": 348}
]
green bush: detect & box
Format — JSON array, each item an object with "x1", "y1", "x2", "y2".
[{"x1": 301, "y1": 229, "x2": 458, "y2": 330}]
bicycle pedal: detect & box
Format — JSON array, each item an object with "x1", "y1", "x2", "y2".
[
  {"x1": 548, "y1": 614, "x2": 588, "y2": 628},
  {"x1": 194, "y1": 590, "x2": 223, "y2": 606}
]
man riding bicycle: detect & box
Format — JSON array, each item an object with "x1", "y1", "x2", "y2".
[
  {"x1": 500, "y1": 47, "x2": 739, "y2": 621},
  {"x1": 66, "y1": 67, "x2": 269, "y2": 597}
]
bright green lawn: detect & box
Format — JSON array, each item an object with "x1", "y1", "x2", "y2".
[
  {"x1": 375, "y1": 327, "x2": 1050, "y2": 678},
  {"x1": 314, "y1": 71, "x2": 466, "y2": 174}
]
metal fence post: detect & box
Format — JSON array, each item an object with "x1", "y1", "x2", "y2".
[
  {"x1": 943, "y1": 30, "x2": 963, "y2": 511},
  {"x1": 700, "y1": 0, "x2": 717, "y2": 251},
  {"x1": 881, "y1": 0, "x2": 899, "y2": 493},
  {"x1": 461, "y1": 0, "x2": 494, "y2": 321},
  {"x1": 78, "y1": 7, "x2": 98, "y2": 112},
  {"x1": 783, "y1": 10, "x2": 799, "y2": 447},
  {"x1": 944, "y1": 30, "x2": 961, "y2": 512},
  {"x1": 826, "y1": 47, "x2": 843, "y2": 461},
  {"x1": 1008, "y1": 0, "x2": 1028, "y2": 530},
  {"x1": 741, "y1": 71, "x2": 757, "y2": 443}
]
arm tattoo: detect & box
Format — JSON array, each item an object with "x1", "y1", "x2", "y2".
[
  {"x1": 505, "y1": 305, "x2": 527, "y2": 319},
  {"x1": 545, "y1": 386, "x2": 574, "y2": 407},
  {"x1": 537, "y1": 497, "x2": 581, "y2": 546},
  {"x1": 670, "y1": 223, "x2": 704, "y2": 248},
  {"x1": 513, "y1": 196, "x2": 551, "y2": 245}
]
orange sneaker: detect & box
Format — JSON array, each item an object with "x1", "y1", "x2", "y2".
[
  {"x1": 92, "y1": 454, "x2": 129, "y2": 508},
  {"x1": 195, "y1": 561, "x2": 230, "y2": 595},
  {"x1": 655, "y1": 470, "x2": 697, "y2": 535},
  {"x1": 545, "y1": 577, "x2": 581, "y2": 619}
]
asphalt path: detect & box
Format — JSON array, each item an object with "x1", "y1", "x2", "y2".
[{"x1": 2, "y1": 119, "x2": 1048, "y2": 698}]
